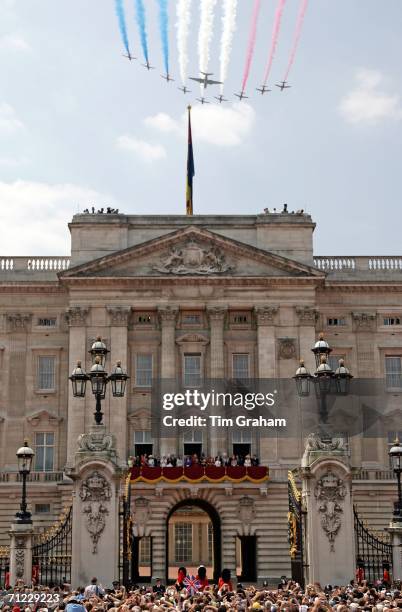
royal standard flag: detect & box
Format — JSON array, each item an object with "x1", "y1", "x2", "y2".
[{"x1": 186, "y1": 106, "x2": 195, "y2": 215}]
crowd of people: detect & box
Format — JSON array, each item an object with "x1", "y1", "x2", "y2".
[
  {"x1": 128, "y1": 453, "x2": 260, "y2": 469},
  {"x1": 1, "y1": 573, "x2": 402, "y2": 612}
]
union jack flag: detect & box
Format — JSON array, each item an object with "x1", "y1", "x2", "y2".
[{"x1": 183, "y1": 575, "x2": 201, "y2": 595}]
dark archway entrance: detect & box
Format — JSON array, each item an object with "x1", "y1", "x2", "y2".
[{"x1": 166, "y1": 499, "x2": 222, "y2": 584}]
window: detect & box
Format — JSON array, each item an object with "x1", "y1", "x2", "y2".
[
  {"x1": 139, "y1": 537, "x2": 151, "y2": 564},
  {"x1": 183, "y1": 429, "x2": 203, "y2": 456},
  {"x1": 182, "y1": 313, "x2": 201, "y2": 325},
  {"x1": 34, "y1": 433, "x2": 54, "y2": 472},
  {"x1": 136, "y1": 354, "x2": 153, "y2": 387},
  {"x1": 37, "y1": 356, "x2": 56, "y2": 390},
  {"x1": 232, "y1": 354, "x2": 250, "y2": 380},
  {"x1": 384, "y1": 317, "x2": 401, "y2": 326},
  {"x1": 175, "y1": 523, "x2": 192, "y2": 563},
  {"x1": 183, "y1": 354, "x2": 202, "y2": 387},
  {"x1": 135, "y1": 312, "x2": 154, "y2": 325},
  {"x1": 328, "y1": 355, "x2": 346, "y2": 371},
  {"x1": 230, "y1": 311, "x2": 250, "y2": 325},
  {"x1": 37, "y1": 318, "x2": 57, "y2": 327},
  {"x1": 385, "y1": 356, "x2": 402, "y2": 389},
  {"x1": 327, "y1": 317, "x2": 346, "y2": 326},
  {"x1": 35, "y1": 503, "x2": 51, "y2": 514},
  {"x1": 134, "y1": 430, "x2": 153, "y2": 457}
]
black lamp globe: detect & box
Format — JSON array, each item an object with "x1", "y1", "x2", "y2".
[
  {"x1": 294, "y1": 359, "x2": 312, "y2": 397},
  {"x1": 389, "y1": 439, "x2": 402, "y2": 473},
  {"x1": 69, "y1": 360, "x2": 89, "y2": 398},
  {"x1": 314, "y1": 356, "x2": 334, "y2": 396},
  {"x1": 312, "y1": 332, "x2": 332, "y2": 369},
  {"x1": 16, "y1": 441, "x2": 35, "y2": 474},
  {"x1": 110, "y1": 361, "x2": 129, "y2": 397},
  {"x1": 89, "y1": 336, "x2": 109, "y2": 366},
  {"x1": 334, "y1": 359, "x2": 353, "y2": 395},
  {"x1": 89, "y1": 357, "x2": 108, "y2": 398}
]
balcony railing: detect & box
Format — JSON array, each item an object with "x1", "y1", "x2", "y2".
[
  {"x1": 314, "y1": 256, "x2": 402, "y2": 272},
  {"x1": 0, "y1": 257, "x2": 70, "y2": 273},
  {"x1": 0, "y1": 471, "x2": 64, "y2": 483}
]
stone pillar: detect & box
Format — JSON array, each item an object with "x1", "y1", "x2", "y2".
[
  {"x1": 67, "y1": 425, "x2": 122, "y2": 588},
  {"x1": 295, "y1": 307, "x2": 318, "y2": 372},
  {"x1": 66, "y1": 306, "x2": 90, "y2": 467},
  {"x1": 301, "y1": 434, "x2": 355, "y2": 586},
  {"x1": 107, "y1": 307, "x2": 130, "y2": 461},
  {"x1": 387, "y1": 520, "x2": 402, "y2": 581},
  {"x1": 158, "y1": 307, "x2": 178, "y2": 457},
  {"x1": 254, "y1": 306, "x2": 278, "y2": 379},
  {"x1": 9, "y1": 521, "x2": 34, "y2": 587},
  {"x1": 207, "y1": 307, "x2": 227, "y2": 457}
]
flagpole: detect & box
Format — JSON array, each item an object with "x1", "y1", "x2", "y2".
[{"x1": 186, "y1": 105, "x2": 195, "y2": 216}]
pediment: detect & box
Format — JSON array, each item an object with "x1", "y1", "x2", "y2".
[
  {"x1": 26, "y1": 409, "x2": 63, "y2": 425},
  {"x1": 60, "y1": 226, "x2": 323, "y2": 280}
]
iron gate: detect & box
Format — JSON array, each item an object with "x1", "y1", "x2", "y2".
[
  {"x1": 119, "y1": 474, "x2": 133, "y2": 588},
  {"x1": 354, "y1": 506, "x2": 393, "y2": 583},
  {"x1": 0, "y1": 546, "x2": 10, "y2": 588},
  {"x1": 32, "y1": 506, "x2": 72, "y2": 586},
  {"x1": 288, "y1": 471, "x2": 305, "y2": 587}
]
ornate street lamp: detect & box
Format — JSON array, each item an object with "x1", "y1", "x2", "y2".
[
  {"x1": 314, "y1": 356, "x2": 334, "y2": 397},
  {"x1": 389, "y1": 439, "x2": 402, "y2": 521},
  {"x1": 69, "y1": 336, "x2": 129, "y2": 425},
  {"x1": 334, "y1": 359, "x2": 353, "y2": 395},
  {"x1": 16, "y1": 441, "x2": 34, "y2": 523},
  {"x1": 312, "y1": 332, "x2": 332, "y2": 368},
  {"x1": 294, "y1": 360, "x2": 312, "y2": 397}
]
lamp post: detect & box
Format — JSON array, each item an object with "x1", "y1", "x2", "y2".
[
  {"x1": 69, "y1": 336, "x2": 129, "y2": 425},
  {"x1": 389, "y1": 439, "x2": 402, "y2": 522},
  {"x1": 16, "y1": 441, "x2": 35, "y2": 523},
  {"x1": 294, "y1": 333, "x2": 353, "y2": 439}
]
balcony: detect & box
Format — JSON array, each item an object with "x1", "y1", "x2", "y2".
[
  {"x1": 0, "y1": 471, "x2": 65, "y2": 483},
  {"x1": 314, "y1": 256, "x2": 402, "y2": 280},
  {"x1": 0, "y1": 257, "x2": 70, "y2": 280}
]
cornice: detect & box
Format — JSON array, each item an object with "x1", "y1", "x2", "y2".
[
  {"x1": 59, "y1": 275, "x2": 324, "y2": 288},
  {"x1": 318, "y1": 282, "x2": 402, "y2": 293}
]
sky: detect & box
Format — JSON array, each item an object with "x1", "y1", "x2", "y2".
[{"x1": 0, "y1": 0, "x2": 402, "y2": 256}]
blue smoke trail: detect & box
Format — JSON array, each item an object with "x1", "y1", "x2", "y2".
[
  {"x1": 157, "y1": 0, "x2": 169, "y2": 74},
  {"x1": 135, "y1": 0, "x2": 149, "y2": 63},
  {"x1": 114, "y1": 0, "x2": 131, "y2": 56}
]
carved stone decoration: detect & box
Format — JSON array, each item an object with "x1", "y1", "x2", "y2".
[
  {"x1": 79, "y1": 470, "x2": 112, "y2": 502},
  {"x1": 207, "y1": 306, "x2": 227, "y2": 323},
  {"x1": 238, "y1": 496, "x2": 256, "y2": 525},
  {"x1": 65, "y1": 306, "x2": 90, "y2": 327},
  {"x1": 314, "y1": 470, "x2": 347, "y2": 551},
  {"x1": 278, "y1": 338, "x2": 297, "y2": 360},
  {"x1": 306, "y1": 433, "x2": 347, "y2": 452},
  {"x1": 6, "y1": 313, "x2": 33, "y2": 332},
  {"x1": 133, "y1": 497, "x2": 150, "y2": 527},
  {"x1": 254, "y1": 306, "x2": 279, "y2": 326},
  {"x1": 296, "y1": 306, "x2": 319, "y2": 326},
  {"x1": 106, "y1": 306, "x2": 131, "y2": 327},
  {"x1": 158, "y1": 306, "x2": 178, "y2": 326},
  {"x1": 15, "y1": 536, "x2": 26, "y2": 579},
  {"x1": 153, "y1": 240, "x2": 234, "y2": 275},
  {"x1": 352, "y1": 312, "x2": 376, "y2": 331},
  {"x1": 83, "y1": 503, "x2": 109, "y2": 554},
  {"x1": 77, "y1": 430, "x2": 115, "y2": 453}
]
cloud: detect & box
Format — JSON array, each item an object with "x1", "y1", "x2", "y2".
[
  {"x1": 0, "y1": 103, "x2": 24, "y2": 132},
  {"x1": 0, "y1": 156, "x2": 29, "y2": 168},
  {"x1": 116, "y1": 135, "x2": 167, "y2": 162},
  {"x1": 144, "y1": 102, "x2": 256, "y2": 147},
  {"x1": 339, "y1": 69, "x2": 402, "y2": 124},
  {"x1": 0, "y1": 180, "x2": 116, "y2": 255},
  {"x1": 0, "y1": 34, "x2": 31, "y2": 52}
]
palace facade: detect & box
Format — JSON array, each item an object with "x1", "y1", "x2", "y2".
[{"x1": 0, "y1": 211, "x2": 400, "y2": 583}]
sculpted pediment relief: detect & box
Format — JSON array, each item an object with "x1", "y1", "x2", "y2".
[
  {"x1": 61, "y1": 226, "x2": 323, "y2": 280},
  {"x1": 176, "y1": 332, "x2": 209, "y2": 345}
]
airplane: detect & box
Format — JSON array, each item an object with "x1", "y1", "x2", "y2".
[
  {"x1": 122, "y1": 52, "x2": 136, "y2": 61},
  {"x1": 196, "y1": 97, "x2": 210, "y2": 105},
  {"x1": 178, "y1": 85, "x2": 191, "y2": 94},
  {"x1": 142, "y1": 60, "x2": 155, "y2": 70},
  {"x1": 234, "y1": 90, "x2": 249, "y2": 101},
  {"x1": 275, "y1": 80, "x2": 291, "y2": 91},
  {"x1": 214, "y1": 94, "x2": 228, "y2": 104},
  {"x1": 161, "y1": 72, "x2": 175, "y2": 83},
  {"x1": 190, "y1": 71, "x2": 222, "y2": 89},
  {"x1": 256, "y1": 84, "x2": 271, "y2": 95}
]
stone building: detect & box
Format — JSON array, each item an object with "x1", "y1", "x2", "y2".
[{"x1": 0, "y1": 211, "x2": 400, "y2": 583}]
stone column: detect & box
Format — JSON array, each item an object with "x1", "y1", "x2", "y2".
[
  {"x1": 387, "y1": 520, "x2": 402, "y2": 581},
  {"x1": 301, "y1": 435, "x2": 355, "y2": 586},
  {"x1": 207, "y1": 307, "x2": 227, "y2": 457},
  {"x1": 9, "y1": 521, "x2": 34, "y2": 587},
  {"x1": 66, "y1": 307, "x2": 90, "y2": 467},
  {"x1": 255, "y1": 307, "x2": 278, "y2": 463},
  {"x1": 107, "y1": 307, "x2": 130, "y2": 461},
  {"x1": 158, "y1": 307, "x2": 178, "y2": 457},
  {"x1": 67, "y1": 427, "x2": 122, "y2": 588},
  {"x1": 295, "y1": 307, "x2": 318, "y2": 372}
]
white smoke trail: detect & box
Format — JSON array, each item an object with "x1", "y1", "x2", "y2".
[
  {"x1": 176, "y1": 0, "x2": 192, "y2": 85},
  {"x1": 198, "y1": 0, "x2": 218, "y2": 77},
  {"x1": 219, "y1": 0, "x2": 238, "y2": 93}
]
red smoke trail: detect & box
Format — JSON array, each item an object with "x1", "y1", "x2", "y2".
[
  {"x1": 283, "y1": 0, "x2": 308, "y2": 82},
  {"x1": 263, "y1": 0, "x2": 287, "y2": 86},
  {"x1": 241, "y1": 0, "x2": 262, "y2": 92}
]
